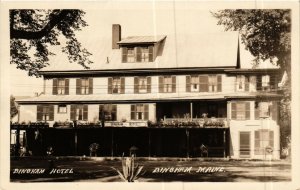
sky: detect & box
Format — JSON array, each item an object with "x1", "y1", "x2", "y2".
[{"x1": 9, "y1": 1, "x2": 278, "y2": 96}]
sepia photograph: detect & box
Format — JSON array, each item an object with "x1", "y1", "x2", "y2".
[{"x1": 1, "y1": 1, "x2": 299, "y2": 189}]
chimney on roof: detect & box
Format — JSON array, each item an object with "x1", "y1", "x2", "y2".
[{"x1": 112, "y1": 24, "x2": 121, "y2": 49}]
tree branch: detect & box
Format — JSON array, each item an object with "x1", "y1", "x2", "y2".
[{"x1": 10, "y1": 10, "x2": 70, "y2": 40}]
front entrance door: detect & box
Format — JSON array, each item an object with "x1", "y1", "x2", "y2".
[{"x1": 239, "y1": 132, "x2": 251, "y2": 158}]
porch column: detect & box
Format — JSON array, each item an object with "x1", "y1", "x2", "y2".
[
  {"x1": 223, "y1": 130, "x2": 226, "y2": 158},
  {"x1": 111, "y1": 128, "x2": 114, "y2": 157},
  {"x1": 190, "y1": 102, "x2": 193, "y2": 119},
  {"x1": 148, "y1": 130, "x2": 151, "y2": 158},
  {"x1": 15, "y1": 126, "x2": 20, "y2": 156},
  {"x1": 74, "y1": 130, "x2": 78, "y2": 156},
  {"x1": 186, "y1": 129, "x2": 190, "y2": 158}
]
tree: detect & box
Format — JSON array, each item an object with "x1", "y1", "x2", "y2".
[
  {"x1": 212, "y1": 10, "x2": 291, "y2": 74},
  {"x1": 10, "y1": 9, "x2": 93, "y2": 77},
  {"x1": 212, "y1": 10, "x2": 291, "y2": 156},
  {"x1": 10, "y1": 95, "x2": 18, "y2": 119}
]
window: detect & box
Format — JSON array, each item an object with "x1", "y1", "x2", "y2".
[
  {"x1": 134, "y1": 77, "x2": 151, "y2": 93},
  {"x1": 99, "y1": 104, "x2": 117, "y2": 121},
  {"x1": 131, "y1": 104, "x2": 149, "y2": 120},
  {"x1": 256, "y1": 75, "x2": 277, "y2": 91},
  {"x1": 239, "y1": 132, "x2": 251, "y2": 158},
  {"x1": 255, "y1": 130, "x2": 274, "y2": 155},
  {"x1": 236, "y1": 75, "x2": 249, "y2": 92},
  {"x1": 186, "y1": 75, "x2": 221, "y2": 92},
  {"x1": 122, "y1": 46, "x2": 154, "y2": 63},
  {"x1": 159, "y1": 76, "x2": 176, "y2": 93},
  {"x1": 76, "y1": 78, "x2": 93, "y2": 95},
  {"x1": 37, "y1": 105, "x2": 54, "y2": 121},
  {"x1": 255, "y1": 102, "x2": 271, "y2": 119},
  {"x1": 70, "y1": 105, "x2": 88, "y2": 121},
  {"x1": 58, "y1": 105, "x2": 67, "y2": 113},
  {"x1": 231, "y1": 102, "x2": 250, "y2": 120},
  {"x1": 53, "y1": 78, "x2": 69, "y2": 95},
  {"x1": 108, "y1": 77, "x2": 125, "y2": 94}
]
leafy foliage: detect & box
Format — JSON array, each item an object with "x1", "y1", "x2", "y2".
[
  {"x1": 10, "y1": 9, "x2": 93, "y2": 77},
  {"x1": 10, "y1": 95, "x2": 18, "y2": 119},
  {"x1": 212, "y1": 10, "x2": 291, "y2": 73}
]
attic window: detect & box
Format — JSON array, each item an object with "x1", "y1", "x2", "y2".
[{"x1": 122, "y1": 46, "x2": 154, "y2": 63}]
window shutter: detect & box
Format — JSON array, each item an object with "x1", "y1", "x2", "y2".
[
  {"x1": 134, "y1": 77, "x2": 139, "y2": 94},
  {"x1": 199, "y1": 75, "x2": 209, "y2": 92},
  {"x1": 88, "y1": 78, "x2": 93, "y2": 94},
  {"x1": 186, "y1": 76, "x2": 191, "y2": 92},
  {"x1": 217, "y1": 75, "x2": 222, "y2": 92},
  {"x1": 147, "y1": 77, "x2": 151, "y2": 93},
  {"x1": 270, "y1": 75, "x2": 276, "y2": 90},
  {"x1": 269, "y1": 131, "x2": 274, "y2": 147},
  {"x1": 144, "y1": 104, "x2": 149, "y2": 120},
  {"x1": 120, "y1": 77, "x2": 125, "y2": 94},
  {"x1": 122, "y1": 47, "x2": 128, "y2": 63},
  {"x1": 159, "y1": 76, "x2": 164, "y2": 93},
  {"x1": 65, "y1": 79, "x2": 69, "y2": 95},
  {"x1": 149, "y1": 46, "x2": 154, "y2": 62},
  {"x1": 231, "y1": 102, "x2": 237, "y2": 120},
  {"x1": 131, "y1": 105, "x2": 136, "y2": 120},
  {"x1": 37, "y1": 105, "x2": 43, "y2": 121},
  {"x1": 255, "y1": 102, "x2": 260, "y2": 120},
  {"x1": 254, "y1": 131, "x2": 260, "y2": 151},
  {"x1": 70, "y1": 105, "x2": 76, "y2": 121},
  {"x1": 52, "y1": 79, "x2": 58, "y2": 95},
  {"x1": 49, "y1": 105, "x2": 54, "y2": 121},
  {"x1": 136, "y1": 47, "x2": 141, "y2": 62},
  {"x1": 250, "y1": 76, "x2": 256, "y2": 91},
  {"x1": 171, "y1": 76, "x2": 176, "y2": 93},
  {"x1": 76, "y1": 79, "x2": 81, "y2": 95},
  {"x1": 245, "y1": 102, "x2": 250, "y2": 120},
  {"x1": 83, "y1": 105, "x2": 88, "y2": 121},
  {"x1": 256, "y1": 75, "x2": 262, "y2": 91},
  {"x1": 245, "y1": 76, "x2": 249, "y2": 91},
  {"x1": 108, "y1": 77, "x2": 113, "y2": 94}
]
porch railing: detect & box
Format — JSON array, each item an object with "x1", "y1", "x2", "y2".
[
  {"x1": 105, "y1": 121, "x2": 148, "y2": 127},
  {"x1": 162, "y1": 117, "x2": 228, "y2": 128}
]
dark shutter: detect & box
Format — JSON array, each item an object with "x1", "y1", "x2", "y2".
[
  {"x1": 245, "y1": 102, "x2": 250, "y2": 120},
  {"x1": 65, "y1": 79, "x2": 69, "y2": 95},
  {"x1": 270, "y1": 75, "x2": 276, "y2": 90},
  {"x1": 49, "y1": 105, "x2": 54, "y2": 121},
  {"x1": 231, "y1": 102, "x2": 236, "y2": 120},
  {"x1": 186, "y1": 75, "x2": 191, "y2": 92},
  {"x1": 159, "y1": 76, "x2": 164, "y2": 93},
  {"x1": 254, "y1": 131, "x2": 260, "y2": 154},
  {"x1": 83, "y1": 105, "x2": 88, "y2": 120},
  {"x1": 269, "y1": 131, "x2": 274, "y2": 147},
  {"x1": 37, "y1": 105, "x2": 43, "y2": 121},
  {"x1": 136, "y1": 47, "x2": 141, "y2": 62},
  {"x1": 255, "y1": 102, "x2": 260, "y2": 120},
  {"x1": 149, "y1": 46, "x2": 154, "y2": 62},
  {"x1": 120, "y1": 77, "x2": 125, "y2": 94},
  {"x1": 108, "y1": 77, "x2": 113, "y2": 94},
  {"x1": 245, "y1": 76, "x2": 249, "y2": 91},
  {"x1": 144, "y1": 104, "x2": 149, "y2": 120},
  {"x1": 88, "y1": 78, "x2": 93, "y2": 94},
  {"x1": 217, "y1": 75, "x2": 222, "y2": 92},
  {"x1": 256, "y1": 75, "x2": 262, "y2": 91},
  {"x1": 113, "y1": 105, "x2": 117, "y2": 121},
  {"x1": 70, "y1": 105, "x2": 76, "y2": 121},
  {"x1": 134, "y1": 77, "x2": 139, "y2": 93},
  {"x1": 172, "y1": 76, "x2": 176, "y2": 93},
  {"x1": 199, "y1": 75, "x2": 209, "y2": 92},
  {"x1": 52, "y1": 79, "x2": 58, "y2": 95},
  {"x1": 76, "y1": 79, "x2": 81, "y2": 95},
  {"x1": 122, "y1": 47, "x2": 128, "y2": 63},
  {"x1": 131, "y1": 105, "x2": 136, "y2": 120},
  {"x1": 147, "y1": 77, "x2": 151, "y2": 93}
]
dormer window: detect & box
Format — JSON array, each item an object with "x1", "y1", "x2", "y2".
[{"x1": 122, "y1": 46, "x2": 153, "y2": 63}]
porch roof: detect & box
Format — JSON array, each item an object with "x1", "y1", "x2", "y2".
[{"x1": 17, "y1": 92, "x2": 282, "y2": 104}]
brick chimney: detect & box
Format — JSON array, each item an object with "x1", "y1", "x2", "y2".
[{"x1": 112, "y1": 24, "x2": 121, "y2": 49}]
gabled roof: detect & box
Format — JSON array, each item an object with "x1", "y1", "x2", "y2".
[{"x1": 117, "y1": 35, "x2": 167, "y2": 44}]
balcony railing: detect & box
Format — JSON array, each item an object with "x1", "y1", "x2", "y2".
[
  {"x1": 105, "y1": 121, "x2": 148, "y2": 127},
  {"x1": 161, "y1": 117, "x2": 228, "y2": 128}
]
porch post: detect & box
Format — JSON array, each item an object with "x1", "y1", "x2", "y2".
[
  {"x1": 74, "y1": 130, "x2": 78, "y2": 156},
  {"x1": 190, "y1": 102, "x2": 193, "y2": 119},
  {"x1": 148, "y1": 130, "x2": 151, "y2": 158},
  {"x1": 186, "y1": 129, "x2": 190, "y2": 158},
  {"x1": 111, "y1": 128, "x2": 114, "y2": 157},
  {"x1": 223, "y1": 130, "x2": 226, "y2": 158}
]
